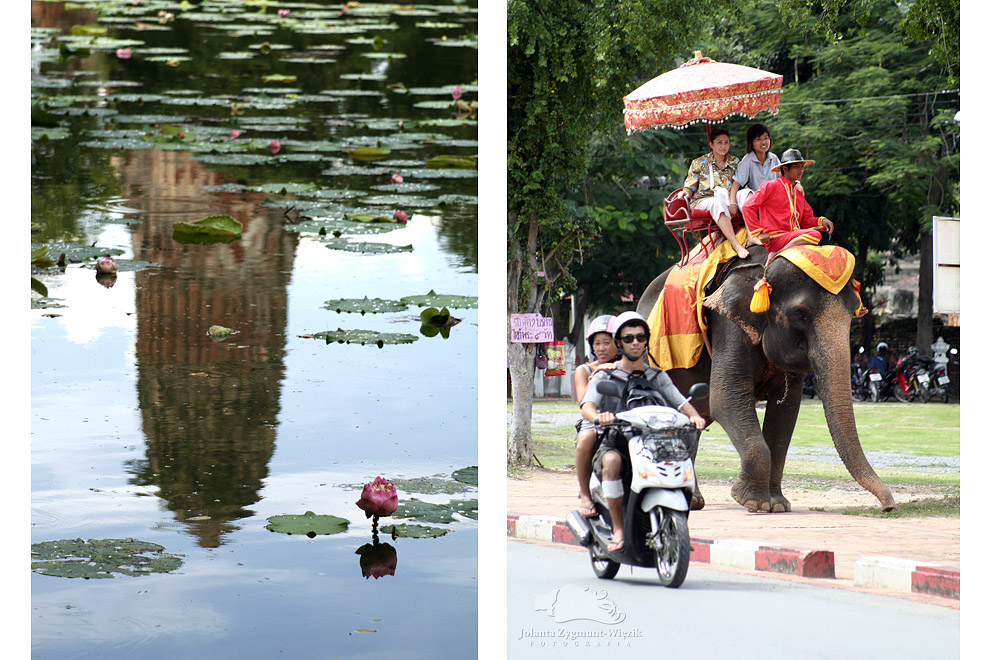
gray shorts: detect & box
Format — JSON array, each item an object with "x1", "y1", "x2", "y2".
[{"x1": 592, "y1": 437, "x2": 630, "y2": 482}]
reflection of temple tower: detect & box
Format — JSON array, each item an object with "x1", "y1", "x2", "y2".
[{"x1": 124, "y1": 149, "x2": 297, "y2": 547}]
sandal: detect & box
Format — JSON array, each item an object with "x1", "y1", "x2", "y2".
[
  {"x1": 578, "y1": 504, "x2": 597, "y2": 518},
  {"x1": 606, "y1": 537, "x2": 625, "y2": 553}
]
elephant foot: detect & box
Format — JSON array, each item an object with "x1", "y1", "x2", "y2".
[
  {"x1": 731, "y1": 481, "x2": 772, "y2": 513},
  {"x1": 769, "y1": 492, "x2": 791, "y2": 513},
  {"x1": 690, "y1": 488, "x2": 705, "y2": 511}
]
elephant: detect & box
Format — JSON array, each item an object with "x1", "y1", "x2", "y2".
[{"x1": 637, "y1": 244, "x2": 895, "y2": 513}]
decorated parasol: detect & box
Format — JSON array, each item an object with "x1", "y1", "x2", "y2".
[{"x1": 623, "y1": 51, "x2": 783, "y2": 134}]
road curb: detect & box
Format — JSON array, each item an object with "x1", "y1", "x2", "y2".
[{"x1": 508, "y1": 513, "x2": 959, "y2": 599}]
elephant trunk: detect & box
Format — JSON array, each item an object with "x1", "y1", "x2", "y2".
[{"x1": 811, "y1": 311, "x2": 896, "y2": 511}]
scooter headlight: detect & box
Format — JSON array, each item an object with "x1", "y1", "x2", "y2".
[{"x1": 646, "y1": 412, "x2": 677, "y2": 431}]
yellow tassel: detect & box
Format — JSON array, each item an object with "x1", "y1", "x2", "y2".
[{"x1": 750, "y1": 277, "x2": 772, "y2": 313}]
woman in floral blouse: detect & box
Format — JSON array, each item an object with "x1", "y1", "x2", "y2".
[{"x1": 674, "y1": 127, "x2": 755, "y2": 259}]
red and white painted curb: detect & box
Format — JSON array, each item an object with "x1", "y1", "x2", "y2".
[{"x1": 507, "y1": 513, "x2": 959, "y2": 600}]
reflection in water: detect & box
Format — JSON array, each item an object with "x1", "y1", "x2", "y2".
[
  {"x1": 123, "y1": 149, "x2": 297, "y2": 548},
  {"x1": 356, "y1": 539, "x2": 399, "y2": 580}
]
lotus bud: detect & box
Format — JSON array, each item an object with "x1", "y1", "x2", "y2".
[
  {"x1": 393, "y1": 210, "x2": 408, "y2": 224},
  {"x1": 391, "y1": 173, "x2": 403, "y2": 184},
  {"x1": 278, "y1": 9, "x2": 291, "y2": 17},
  {"x1": 356, "y1": 476, "x2": 398, "y2": 518},
  {"x1": 116, "y1": 48, "x2": 132, "y2": 59},
  {"x1": 95, "y1": 256, "x2": 117, "y2": 274},
  {"x1": 269, "y1": 139, "x2": 281, "y2": 154},
  {"x1": 229, "y1": 129, "x2": 241, "y2": 139},
  {"x1": 451, "y1": 85, "x2": 462, "y2": 101}
]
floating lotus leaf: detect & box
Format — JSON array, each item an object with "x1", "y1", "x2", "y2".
[
  {"x1": 400, "y1": 290, "x2": 478, "y2": 309},
  {"x1": 415, "y1": 118, "x2": 477, "y2": 128},
  {"x1": 207, "y1": 325, "x2": 237, "y2": 340},
  {"x1": 412, "y1": 100, "x2": 458, "y2": 110},
  {"x1": 348, "y1": 146, "x2": 391, "y2": 160},
  {"x1": 324, "y1": 240, "x2": 412, "y2": 254},
  {"x1": 370, "y1": 182, "x2": 441, "y2": 193},
  {"x1": 262, "y1": 74, "x2": 297, "y2": 83},
  {"x1": 173, "y1": 215, "x2": 243, "y2": 245},
  {"x1": 266, "y1": 511, "x2": 349, "y2": 537},
  {"x1": 310, "y1": 329, "x2": 418, "y2": 347},
  {"x1": 380, "y1": 523, "x2": 449, "y2": 539},
  {"x1": 361, "y1": 194, "x2": 440, "y2": 208},
  {"x1": 438, "y1": 194, "x2": 479, "y2": 205},
  {"x1": 32, "y1": 243, "x2": 125, "y2": 263},
  {"x1": 32, "y1": 127, "x2": 70, "y2": 141},
  {"x1": 252, "y1": 182, "x2": 320, "y2": 194},
  {"x1": 322, "y1": 297, "x2": 409, "y2": 314},
  {"x1": 31, "y1": 538, "x2": 183, "y2": 579},
  {"x1": 392, "y1": 498, "x2": 478, "y2": 524},
  {"x1": 349, "y1": 213, "x2": 401, "y2": 223},
  {"x1": 31, "y1": 277, "x2": 49, "y2": 298},
  {"x1": 425, "y1": 155, "x2": 475, "y2": 169},
  {"x1": 390, "y1": 476, "x2": 470, "y2": 495},
  {"x1": 420, "y1": 322, "x2": 450, "y2": 339},
  {"x1": 452, "y1": 466, "x2": 478, "y2": 486},
  {"x1": 285, "y1": 218, "x2": 398, "y2": 236}
]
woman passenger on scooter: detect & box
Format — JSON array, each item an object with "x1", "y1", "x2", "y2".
[{"x1": 574, "y1": 315, "x2": 619, "y2": 518}]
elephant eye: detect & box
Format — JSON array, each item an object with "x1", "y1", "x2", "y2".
[{"x1": 791, "y1": 307, "x2": 811, "y2": 325}]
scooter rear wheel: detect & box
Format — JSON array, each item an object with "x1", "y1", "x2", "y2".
[
  {"x1": 654, "y1": 508, "x2": 690, "y2": 588},
  {"x1": 590, "y1": 549, "x2": 620, "y2": 580}
]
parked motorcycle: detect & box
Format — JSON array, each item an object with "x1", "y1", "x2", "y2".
[
  {"x1": 850, "y1": 346, "x2": 870, "y2": 402},
  {"x1": 892, "y1": 348, "x2": 929, "y2": 403},
  {"x1": 919, "y1": 346, "x2": 958, "y2": 404},
  {"x1": 566, "y1": 382, "x2": 709, "y2": 588}
]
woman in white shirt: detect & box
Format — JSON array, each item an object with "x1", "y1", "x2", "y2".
[{"x1": 729, "y1": 123, "x2": 780, "y2": 223}]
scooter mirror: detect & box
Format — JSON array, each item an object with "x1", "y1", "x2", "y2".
[
  {"x1": 858, "y1": 346, "x2": 865, "y2": 354},
  {"x1": 687, "y1": 383, "x2": 710, "y2": 400},
  {"x1": 596, "y1": 380, "x2": 622, "y2": 397}
]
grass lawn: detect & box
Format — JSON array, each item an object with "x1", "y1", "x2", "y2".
[{"x1": 510, "y1": 399, "x2": 960, "y2": 491}]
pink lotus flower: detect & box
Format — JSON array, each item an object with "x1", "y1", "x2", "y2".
[
  {"x1": 96, "y1": 256, "x2": 118, "y2": 274},
  {"x1": 356, "y1": 476, "x2": 398, "y2": 518},
  {"x1": 393, "y1": 210, "x2": 408, "y2": 224},
  {"x1": 269, "y1": 139, "x2": 281, "y2": 154},
  {"x1": 356, "y1": 541, "x2": 397, "y2": 579},
  {"x1": 278, "y1": 9, "x2": 291, "y2": 17},
  {"x1": 229, "y1": 129, "x2": 241, "y2": 139},
  {"x1": 391, "y1": 173, "x2": 403, "y2": 184},
  {"x1": 451, "y1": 85, "x2": 462, "y2": 101},
  {"x1": 116, "y1": 48, "x2": 132, "y2": 59}
]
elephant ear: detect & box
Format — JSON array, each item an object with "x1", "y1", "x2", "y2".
[{"x1": 703, "y1": 262, "x2": 767, "y2": 345}]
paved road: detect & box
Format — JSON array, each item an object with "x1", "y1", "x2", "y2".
[{"x1": 508, "y1": 541, "x2": 960, "y2": 660}]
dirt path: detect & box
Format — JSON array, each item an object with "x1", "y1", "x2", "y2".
[{"x1": 508, "y1": 468, "x2": 959, "y2": 583}]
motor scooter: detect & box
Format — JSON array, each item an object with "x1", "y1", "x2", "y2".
[{"x1": 566, "y1": 381, "x2": 708, "y2": 588}]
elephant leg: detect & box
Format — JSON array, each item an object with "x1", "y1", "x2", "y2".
[
  {"x1": 760, "y1": 373, "x2": 803, "y2": 512},
  {"x1": 710, "y1": 373, "x2": 773, "y2": 513}
]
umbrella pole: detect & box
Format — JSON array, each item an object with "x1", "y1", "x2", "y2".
[{"x1": 706, "y1": 121, "x2": 710, "y2": 144}]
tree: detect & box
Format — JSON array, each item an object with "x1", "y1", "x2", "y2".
[{"x1": 507, "y1": 0, "x2": 715, "y2": 465}]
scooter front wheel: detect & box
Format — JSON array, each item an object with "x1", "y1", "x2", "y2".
[
  {"x1": 654, "y1": 508, "x2": 690, "y2": 588},
  {"x1": 590, "y1": 548, "x2": 620, "y2": 580}
]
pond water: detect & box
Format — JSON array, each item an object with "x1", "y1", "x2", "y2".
[{"x1": 31, "y1": 1, "x2": 478, "y2": 657}]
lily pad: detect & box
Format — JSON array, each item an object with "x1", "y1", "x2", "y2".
[
  {"x1": 31, "y1": 538, "x2": 183, "y2": 579},
  {"x1": 309, "y1": 329, "x2": 418, "y2": 347},
  {"x1": 392, "y1": 498, "x2": 478, "y2": 524},
  {"x1": 207, "y1": 325, "x2": 237, "y2": 340},
  {"x1": 390, "y1": 476, "x2": 471, "y2": 495},
  {"x1": 425, "y1": 155, "x2": 476, "y2": 169},
  {"x1": 400, "y1": 290, "x2": 478, "y2": 309},
  {"x1": 266, "y1": 511, "x2": 349, "y2": 537},
  {"x1": 380, "y1": 523, "x2": 449, "y2": 539},
  {"x1": 322, "y1": 297, "x2": 409, "y2": 314},
  {"x1": 349, "y1": 213, "x2": 402, "y2": 224},
  {"x1": 348, "y1": 146, "x2": 392, "y2": 160},
  {"x1": 452, "y1": 466, "x2": 478, "y2": 486},
  {"x1": 173, "y1": 215, "x2": 243, "y2": 245},
  {"x1": 324, "y1": 240, "x2": 413, "y2": 254}
]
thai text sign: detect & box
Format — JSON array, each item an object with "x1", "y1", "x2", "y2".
[{"x1": 510, "y1": 314, "x2": 554, "y2": 343}]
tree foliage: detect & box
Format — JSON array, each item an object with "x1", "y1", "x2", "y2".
[{"x1": 507, "y1": 0, "x2": 715, "y2": 464}]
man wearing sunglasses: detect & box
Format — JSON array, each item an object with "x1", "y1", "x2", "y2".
[{"x1": 580, "y1": 311, "x2": 706, "y2": 553}]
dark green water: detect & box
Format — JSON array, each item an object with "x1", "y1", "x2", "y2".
[{"x1": 31, "y1": 1, "x2": 478, "y2": 657}]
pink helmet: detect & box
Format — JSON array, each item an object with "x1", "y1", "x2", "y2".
[{"x1": 586, "y1": 314, "x2": 616, "y2": 354}]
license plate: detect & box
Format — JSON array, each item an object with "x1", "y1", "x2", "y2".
[
  {"x1": 869, "y1": 373, "x2": 882, "y2": 381},
  {"x1": 917, "y1": 373, "x2": 930, "y2": 384},
  {"x1": 938, "y1": 375, "x2": 950, "y2": 385}
]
